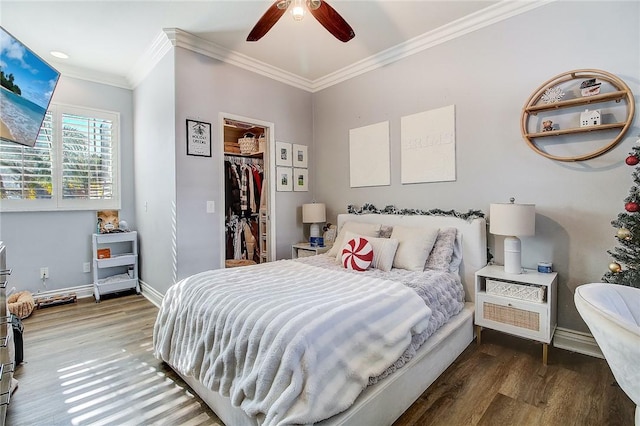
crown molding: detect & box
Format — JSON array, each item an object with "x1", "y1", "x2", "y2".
[
  {"x1": 163, "y1": 28, "x2": 315, "y2": 92},
  {"x1": 55, "y1": 62, "x2": 132, "y2": 90},
  {"x1": 127, "y1": 30, "x2": 174, "y2": 89},
  {"x1": 312, "y1": 0, "x2": 555, "y2": 91},
  {"x1": 64, "y1": 0, "x2": 553, "y2": 92}
]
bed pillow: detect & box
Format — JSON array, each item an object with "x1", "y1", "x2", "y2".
[
  {"x1": 327, "y1": 221, "x2": 382, "y2": 258},
  {"x1": 390, "y1": 225, "x2": 439, "y2": 271},
  {"x1": 379, "y1": 225, "x2": 394, "y2": 238},
  {"x1": 449, "y1": 233, "x2": 463, "y2": 274},
  {"x1": 425, "y1": 227, "x2": 458, "y2": 271},
  {"x1": 343, "y1": 231, "x2": 399, "y2": 272},
  {"x1": 341, "y1": 237, "x2": 373, "y2": 271}
]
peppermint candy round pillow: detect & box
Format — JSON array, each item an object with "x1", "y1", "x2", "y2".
[{"x1": 341, "y1": 237, "x2": 373, "y2": 271}]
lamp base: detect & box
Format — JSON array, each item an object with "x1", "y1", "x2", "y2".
[
  {"x1": 503, "y1": 236, "x2": 523, "y2": 274},
  {"x1": 309, "y1": 223, "x2": 324, "y2": 247}
]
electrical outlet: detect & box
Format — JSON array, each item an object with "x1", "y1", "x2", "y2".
[
  {"x1": 40, "y1": 267, "x2": 49, "y2": 279},
  {"x1": 83, "y1": 262, "x2": 91, "y2": 273}
]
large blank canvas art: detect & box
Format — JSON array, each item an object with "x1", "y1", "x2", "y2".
[
  {"x1": 401, "y1": 105, "x2": 456, "y2": 184},
  {"x1": 349, "y1": 121, "x2": 390, "y2": 188}
]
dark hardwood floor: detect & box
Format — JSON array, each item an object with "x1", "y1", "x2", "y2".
[{"x1": 6, "y1": 294, "x2": 635, "y2": 426}]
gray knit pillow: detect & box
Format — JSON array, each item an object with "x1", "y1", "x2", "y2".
[{"x1": 425, "y1": 227, "x2": 458, "y2": 271}]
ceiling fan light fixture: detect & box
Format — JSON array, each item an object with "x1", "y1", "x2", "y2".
[
  {"x1": 291, "y1": 0, "x2": 305, "y2": 21},
  {"x1": 307, "y1": 0, "x2": 321, "y2": 10}
]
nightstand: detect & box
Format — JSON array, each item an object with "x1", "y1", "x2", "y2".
[
  {"x1": 475, "y1": 264, "x2": 557, "y2": 365},
  {"x1": 291, "y1": 243, "x2": 331, "y2": 259}
]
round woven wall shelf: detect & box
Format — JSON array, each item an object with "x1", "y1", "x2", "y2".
[{"x1": 521, "y1": 69, "x2": 634, "y2": 162}]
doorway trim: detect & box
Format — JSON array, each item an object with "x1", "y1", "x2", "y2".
[{"x1": 218, "y1": 112, "x2": 276, "y2": 268}]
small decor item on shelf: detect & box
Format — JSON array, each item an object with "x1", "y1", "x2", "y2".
[
  {"x1": 541, "y1": 86, "x2": 565, "y2": 104},
  {"x1": 542, "y1": 120, "x2": 554, "y2": 132},
  {"x1": 238, "y1": 132, "x2": 258, "y2": 154},
  {"x1": 580, "y1": 78, "x2": 602, "y2": 96},
  {"x1": 97, "y1": 248, "x2": 111, "y2": 259},
  {"x1": 580, "y1": 109, "x2": 601, "y2": 127},
  {"x1": 97, "y1": 210, "x2": 120, "y2": 233}
]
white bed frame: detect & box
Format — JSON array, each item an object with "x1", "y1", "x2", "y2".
[{"x1": 175, "y1": 213, "x2": 487, "y2": 425}]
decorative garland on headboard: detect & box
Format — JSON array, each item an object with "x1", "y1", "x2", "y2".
[{"x1": 347, "y1": 203, "x2": 485, "y2": 221}]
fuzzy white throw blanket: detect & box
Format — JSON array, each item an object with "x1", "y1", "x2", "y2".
[{"x1": 154, "y1": 260, "x2": 431, "y2": 425}]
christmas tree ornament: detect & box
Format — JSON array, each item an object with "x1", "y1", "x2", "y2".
[
  {"x1": 626, "y1": 155, "x2": 639, "y2": 166},
  {"x1": 625, "y1": 202, "x2": 639, "y2": 212},
  {"x1": 617, "y1": 228, "x2": 632, "y2": 240},
  {"x1": 608, "y1": 262, "x2": 622, "y2": 273}
]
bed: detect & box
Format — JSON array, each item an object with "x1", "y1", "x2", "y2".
[{"x1": 154, "y1": 212, "x2": 487, "y2": 425}]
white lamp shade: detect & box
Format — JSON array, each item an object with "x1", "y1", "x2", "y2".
[
  {"x1": 489, "y1": 202, "x2": 535, "y2": 236},
  {"x1": 302, "y1": 203, "x2": 326, "y2": 223}
]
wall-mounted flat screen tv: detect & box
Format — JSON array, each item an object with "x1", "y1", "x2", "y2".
[{"x1": 0, "y1": 26, "x2": 60, "y2": 147}]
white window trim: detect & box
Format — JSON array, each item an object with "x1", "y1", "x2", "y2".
[{"x1": 0, "y1": 103, "x2": 121, "y2": 212}]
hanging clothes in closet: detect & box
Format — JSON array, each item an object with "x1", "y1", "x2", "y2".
[{"x1": 224, "y1": 155, "x2": 264, "y2": 262}]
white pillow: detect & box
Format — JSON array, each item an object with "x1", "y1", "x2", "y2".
[
  {"x1": 390, "y1": 225, "x2": 439, "y2": 271},
  {"x1": 343, "y1": 231, "x2": 399, "y2": 272},
  {"x1": 327, "y1": 221, "x2": 382, "y2": 258}
]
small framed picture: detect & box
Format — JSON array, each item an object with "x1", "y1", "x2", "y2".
[
  {"x1": 276, "y1": 141, "x2": 292, "y2": 166},
  {"x1": 293, "y1": 168, "x2": 308, "y2": 192},
  {"x1": 293, "y1": 144, "x2": 308, "y2": 168},
  {"x1": 276, "y1": 167, "x2": 293, "y2": 192},
  {"x1": 186, "y1": 119, "x2": 212, "y2": 157}
]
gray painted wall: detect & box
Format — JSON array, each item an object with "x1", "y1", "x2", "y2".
[
  {"x1": 131, "y1": 45, "x2": 314, "y2": 296},
  {"x1": 312, "y1": 1, "x2": 639, "y2": 332},
  {"x1": 133, "y1": 52, "x2": 177, "y2": 295},
  {"x1": 0, "y1": 76, "x2": 135, "y2": 294},
  {"x1": 172, "y1": 46, "x2": 313, "y2": 282}
]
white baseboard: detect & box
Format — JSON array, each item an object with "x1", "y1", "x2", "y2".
[
  {"x1": 139, "y1": 280, "x2": 163, "y2": 308},
  {"x1": 553, "y1": 327, "x2": 603, "y2": 359}
]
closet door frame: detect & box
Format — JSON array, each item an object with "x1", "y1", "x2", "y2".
[{"x1": 218, "y1": 112, "x2": 276, "y2": 268}]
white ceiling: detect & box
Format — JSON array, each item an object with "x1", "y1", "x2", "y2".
[{"x1": 0, "y1": 1, "x2": 546, "y2": 91}]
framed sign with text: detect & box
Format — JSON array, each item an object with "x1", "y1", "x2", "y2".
[{"x1": 186, "y1": 119, "x2": 212, "y2": 157}]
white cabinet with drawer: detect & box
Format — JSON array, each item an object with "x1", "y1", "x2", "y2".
[{"x1": 475, "y1": 265, "x2": 557, "y2": 365}]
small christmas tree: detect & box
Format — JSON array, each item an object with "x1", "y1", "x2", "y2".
[{"x1": 603, "y1": 139, "x2": 640, "y2": 288}]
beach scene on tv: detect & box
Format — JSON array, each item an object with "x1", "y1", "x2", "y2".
[{"x1": 0, "y1": 27, "x2": 59, "y2": 147}]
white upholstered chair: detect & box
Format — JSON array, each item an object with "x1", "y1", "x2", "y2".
[{"x1": 574, "y1": 283, "x2": 640, "y2": 425}]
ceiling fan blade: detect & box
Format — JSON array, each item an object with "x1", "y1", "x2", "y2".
[
  {"x1": 247, "y1": 1, "x2": 288, "y2": 42},
  {"x1": 309, "y1": 1, "x2": 355, "y2": 43}
]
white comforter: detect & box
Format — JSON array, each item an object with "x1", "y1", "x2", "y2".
[{"x1": 154, "y1": 260, "x2": 431, "y2": 426}]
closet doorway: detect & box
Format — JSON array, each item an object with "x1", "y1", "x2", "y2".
[{"x1": 220, "y1": 113, "x2": 275, "y2": 268}]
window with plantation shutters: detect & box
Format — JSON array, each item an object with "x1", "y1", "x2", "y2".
[{"x1": 0, "y1": 104, "x2": 120, "y2": 211}]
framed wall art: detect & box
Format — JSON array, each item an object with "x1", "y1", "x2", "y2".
[
  {"x1": 293, "y1": 168, "x2": 308, "y2": 192},
  {"x1": 349, "y1": 121, "x2": 390, "y2": 188},
  {"x1": 276, "y1": 141, "x2": 292, "y2": 166},
  {"x1": 186, "y1": 119, "x2": 212, "y2": 157},
  {"x1": 292, "y1": 144, "x2": 308, "y2": 168},
  {"x1": 276, "y1": 167, "x2": 293, "y2": 192}
]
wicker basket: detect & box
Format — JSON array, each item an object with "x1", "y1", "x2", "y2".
[
  {"x1": 486, "y1": 279, "x2": 545, "y2": 302},
  {"x1": 238, "y1": 136, "x2": 258, "y2": 154},
  {"x1": 483, "y1": 302, "x2": 540, "y2": 331}
]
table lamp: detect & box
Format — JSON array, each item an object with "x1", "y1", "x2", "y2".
[
  {"x1": 490, "y1": 198, "x2": 535, "y2": 274},
  {"x1": 302, "y1": 203, "x2": 326, "y2": 247}
]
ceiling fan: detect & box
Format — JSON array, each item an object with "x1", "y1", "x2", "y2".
[{"x1": 247, "y1": 0, "x2": 355, "y2": 43}]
